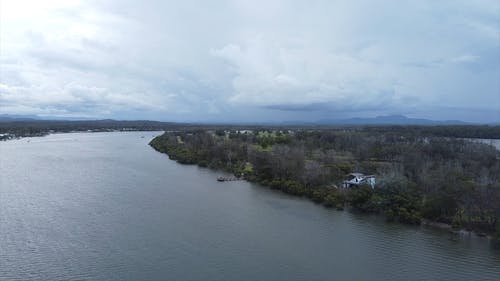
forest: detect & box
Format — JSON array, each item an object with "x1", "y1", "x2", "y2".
[
  {"x1": 0, "y1": 119, "x2": 185, "y2": 139},
  {"x1": 150, "y1": 126, "x2": 500, "y2": 239}
]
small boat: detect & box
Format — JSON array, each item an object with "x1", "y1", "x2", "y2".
[{"x1": 217, "y1": 176, "x2": 242, "y2": 182}]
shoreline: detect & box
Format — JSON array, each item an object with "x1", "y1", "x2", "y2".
[
  {"x1": 0, "y1": 129, "x2": 165, "y2": 142},
  {"x1": 3, "y1": 130, "x2": 497, "y2": 243},
  {"x1": 150, "y1": 140, "x2": 499, "y2": 243}
]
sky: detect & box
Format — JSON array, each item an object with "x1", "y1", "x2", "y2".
[{"x1": 0, "y1": 0, "x2": 499, "y2": 123}]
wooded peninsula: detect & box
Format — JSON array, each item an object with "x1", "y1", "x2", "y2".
[
  {"x1": 3, "y1": 119, "x2": 499, "y2": 240},
  {"x1": 150, "y1": 126, "x2": 500, "y2": 240}
]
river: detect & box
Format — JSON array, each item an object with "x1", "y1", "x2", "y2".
[
  {"x1": 1, "y1": 132, "x2": 499, "y2": 281},
  {"x1": 470, "y1": 138, "x2": 500, "y2": 150}
]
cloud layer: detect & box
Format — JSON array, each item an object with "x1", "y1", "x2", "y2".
[{"x1": 1, "y1": 0, "x2": 499, "y2": 122}]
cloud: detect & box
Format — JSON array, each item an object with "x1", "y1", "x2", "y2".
[
  {"x1": 0, "y1": 0, "x2": 498, "y2": 122},
  {"x1": 212, "y1": 40, "x2": 410, "y2": 111},
  {"x1": 0, "y1": 81, "x2": 166, "y2": 118},
  {"x1": 450, "y1": 55, "x2": 480, "y2": 64}
]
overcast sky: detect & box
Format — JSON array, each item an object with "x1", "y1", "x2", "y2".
[{"x1": 1, "y1": 0, "x2": 499, "y2": 123}]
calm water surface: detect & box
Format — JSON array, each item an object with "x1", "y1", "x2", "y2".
[
  {"x1": 473, "y1": 138, "x2": 500, "y2": 150},
  {"x1": 1, "y1": 132, "x2": 499, "y2": 281}
]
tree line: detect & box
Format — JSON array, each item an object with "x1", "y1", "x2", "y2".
[{"x1": 150, "y1": 127, "x2": 500, "y2": 240}]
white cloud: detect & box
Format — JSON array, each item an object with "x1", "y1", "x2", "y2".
[
  {"x1": 0, "y1": 0, "x2": 498, "y2": 122},
  {"x1": 450, "y1": 55, "x2": 480, "y2": 63}
]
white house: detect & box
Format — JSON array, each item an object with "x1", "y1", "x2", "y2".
[{"x1": 342, "y1": 173, "x2": 376, "y2": 189}]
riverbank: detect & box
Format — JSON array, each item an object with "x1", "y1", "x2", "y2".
[
  {"x1": 0, "y1": 118, "x2": 195, "y2": 142},
  {"x1": 4, "y1": 131, "x2": 499, "y2": 280},
  {"x1": 0, "y1": 129, "x2": 161, "y2": 141},
  {"x1": 149, "y1": 130, "x2": 500, "y2": 240},
  {"x1": 156, "y1": 144, "x2": 499, "y2": 242}
]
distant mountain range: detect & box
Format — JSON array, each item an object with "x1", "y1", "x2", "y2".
[
  {"x1": 0, "y1": 114, "x2": 487, "y2": 126},
  {"x1": 0, "y1": 114, "x2": 38, "y2": 121},
  {"x1": 316, "y1": 115, "x2": 471, "y2": 125},
  {"x1": 0, "y1": 114, "x2": 94, "y2": 121}
]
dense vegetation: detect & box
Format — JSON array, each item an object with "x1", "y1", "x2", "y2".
[
  {"x1": 0, "y1": 119, "x2": 188, "y2": 139},
  {"x1": 2, "y1": 119, "x2": 499, "y2": 140},
  {"x1": 3, "y1": 119, "x2": 499, "y2": 238},
  {"x1": 363, "y1": 125, "x2": 500, "y2": 139},
  {"x1": 150, "y1": 127, "x2": 500, "y2": 238}
]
